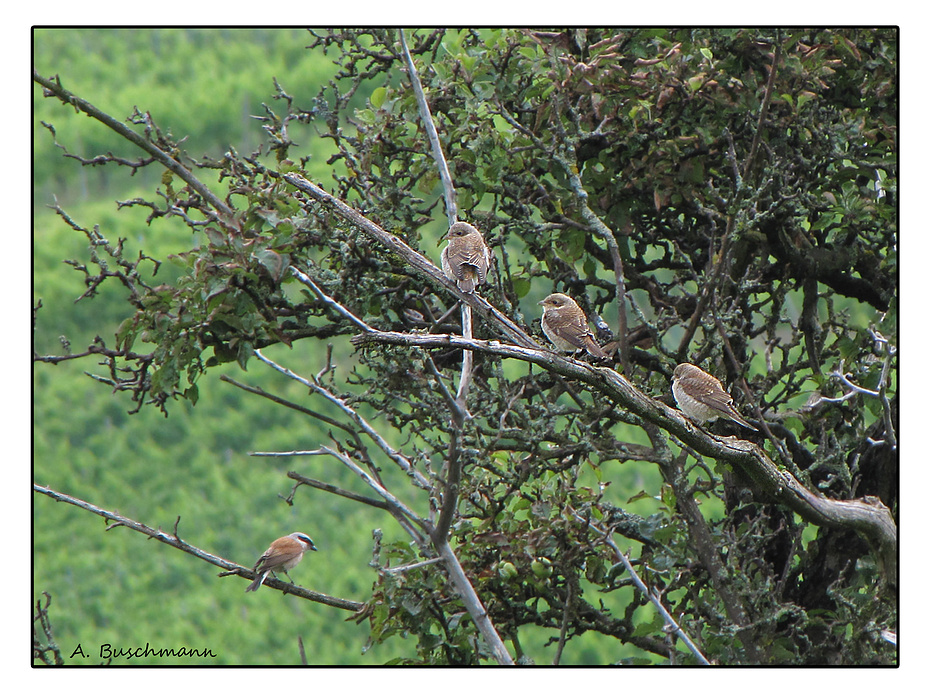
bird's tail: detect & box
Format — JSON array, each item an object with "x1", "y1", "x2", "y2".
[{"x1": 245, "y1": 572, "x2": 267, "y2": 592}]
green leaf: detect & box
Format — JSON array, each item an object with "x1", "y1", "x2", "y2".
[
  {"x1": 512, "y1": 277, "x2": 531, "y2": 298},
  {"x1": 253, "y1": 248, "x2": 289, "y2": 283},
  {"x1": 115, "y1": 316, "x2": 136, "y2": 352},
  {"x1": 370, "y1": 86, "x2": 388, "y2": 109},
  {"x1": 184, "y1": 383, "x2": 199, "y2": 405},
  {"x1": 354, "y1": 108, "x2": 376, "y2": 125},
  {"x1": 236, "y1": 341, "x2": 254, "y2": 371}
]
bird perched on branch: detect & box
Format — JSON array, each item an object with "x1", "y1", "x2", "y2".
[
  {"x1": 539, "y1": 293, "x2": 608, "y2": 360},
  {"x1": 671, "y1": 363, "x2": 758, "y2": 431},
  {"x1": 245, "y1": 532, "x2": 317, "y2": 592},
  {"x1": 441, "y1": 221, "x2": 491, "y2": 294}
]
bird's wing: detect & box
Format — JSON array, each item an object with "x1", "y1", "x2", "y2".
[
  {"x1": 457, "y1": 249, "x2": 488, "y2": 282},
  {"x1": 553, "y1": 317, "x2": 595, "y2": 350},
  {"x1": 684, "y1": 378, "x2": 734, "y2": 410}
]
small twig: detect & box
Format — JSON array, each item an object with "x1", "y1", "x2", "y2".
[
  {"x1": 319, "y1": 446, "x2": 429, "y2": 530},
  {"x1": 33, "y1": 592, "x2": 64, "y2": 666},
  {"x1": 280, "y1": 470, "x2": 390, "y2": 510},
  {"x1": 814, "y1": 390, "x2": 858, "y2": 405},
  {"x1": 317, "y1": 445, "x2": 433, "y2": 552},
  {"x1": 869, "y1": 329, "x2": 896, "y2": 448},
  {"x1": 498, "y1": 382, "x2": 527, "y2": 431},
  {"x1": 552, "y1": 579, "x2": 574, "y2": 665},
  {"x1": 829, "y1": 371, "x2": 879, "y2": 398},
  {"x1": 423, "y1": 355, "x2": 468, "y2": 426},
  {"x1": 379, "y1": 557, "x2": 444, "y2": 574},
  {"x1": 34, "y1": 70, "x2": 235, "y2": 227},
  {"x1": 743, "y1": 39, "x2": 783, "y2": 183},
  {"x1": 220, "y1": 375, "x2": 364, "y2": 448}
]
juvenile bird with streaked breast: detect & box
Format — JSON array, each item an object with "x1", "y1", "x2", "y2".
[
  {"x1": 245, "y1": 531, "x2": 317, "y2": 592},
  {"x1": 539, "y1": 293, "x2": 609, "y2": 360},
  {"x1": 441, "y1": 221, "x2": 491, "y2": 294},
  {"x1": 671, "y1": 363, "x2": 758, "y2": 431}
]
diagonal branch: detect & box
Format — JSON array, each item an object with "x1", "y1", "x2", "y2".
[
  {"x1": 253, "y1": 349, "x2": 433, "y2": 491},
  {"x1": 350, "y1": 327, "x2": 897, "y2": 588},
  {"x1": 399, "y1": 29, "x2": 457, "y2": 223},
  {"x1": 280, "y1": 172, "x2": 539, "y2": 349},
  {"x1": 284, "y1": 471, "x2": 390, "y2": 510},
  {"x1": 587, "y1": 519, "x2": 712, "y2": 665},
  {"x1": 33, "y1": 70, "x2": 236, "y2": 226},
  {"x1": 33, "y1": 484, "x2": 362, "y2": 611}
]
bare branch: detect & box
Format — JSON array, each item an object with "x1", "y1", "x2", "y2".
[
  {"x1": 435, "y1": 540, "x2": 515, "y2": 665},
  {"x1": 587, "y1": 520, "x2": 712, "y2": 666},
  {"x1": 220, "y1": 375, "x2": 365, "y2": 447},
  {"x1": 399, "y1": 29, "x2": 457, "y2": 223},
  {"x1": 253, "y1": 349, "x2": 433, "y2": 491},
  {"x1": 870, "y1": 329, "x2": 897, "y2": 449},
  {"x1": 379, "y1": 557, "x2": 444, "y2": 574},
  {"x1": 290, "y1": 266, "x2": 373, "y2": 332},
  {"x1": 283, "y1": 470, "x2": 390, "y2": 510},
  {"x1": 280, "y1": 172, "x2": 539, "y2": 348},
  {"x1": 33, "y1": 484, "x2": 362, "y2": 611},
  {"x1": 319, "y1": 446, "x2": 429, "y2": 529},
  {"x1": 33, "y1": 592, "x2": 64, "y2": 666},
  {"x1": 743, "y1": 39, "x2": 783, "y2": 183},
  {"x1": 33, "y1": 70, "x2": 236, "y2": 227}
]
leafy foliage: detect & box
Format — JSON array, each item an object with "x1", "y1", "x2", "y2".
[{"x1": 34, "y1": 28, "x2": 896, "y2": 665}]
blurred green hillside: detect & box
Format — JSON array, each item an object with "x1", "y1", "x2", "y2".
[{"x1": 34, "y1": 28, "x2": 339, "y2": 207}]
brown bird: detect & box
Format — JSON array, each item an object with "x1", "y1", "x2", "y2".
[
  {"x1": 671, "y1": 363, "x2": 758, "y2": 431},
  {"x1": 441, "y1": 221, "x2": 491, "y2": 293},
  {"x1": 245, "y1": 532, "x2": 317, "y2": 592},
  {"x1": 539, "y1": 293, "x2": 608, "y2": 359}
]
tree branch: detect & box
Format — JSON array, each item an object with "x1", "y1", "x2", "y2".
[
  {"x1": 399, "y1": 29, "x2": 457, "y2": 223},
  {"x1": 33, "y1": 484, "x2": 363, "y2": 611},
  {"x1": 253, "y1": 349, "x2": 433, "y2": 491},
  {"x1": 587, "y1": 519, "x2": 712, "y2": 665},
  {"x1": 280, "y1": 172, "x2": 539, "y2": 349},
  {"x1": 351, "y1": 327, "x2": 897, "y2": 588},
  {"x1": 33, "y1": 70, "x2": 236, "y2": 226},
  {"x1": 398, "y1": 32, "x2": 511, "y2": 663}
]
